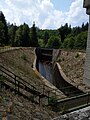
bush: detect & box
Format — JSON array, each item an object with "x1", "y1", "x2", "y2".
[
  {"x1": 48, "y1": 96, "x2": 57, "y2": 105},
  {"x1": 21, "y1": 54, "x2": 27, "y2": 60}
]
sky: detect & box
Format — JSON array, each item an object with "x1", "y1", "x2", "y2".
[{"x1": 0, "y1": 0, "x2": 88, "y2": 29}]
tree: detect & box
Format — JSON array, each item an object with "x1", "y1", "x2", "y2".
[
  {"x1": 8, "y1": 24, "x2": 17, "y2": 46},
  {"x1": 81, "y1": 22, "x2": 88, "y2": 32},
  {"x1": 46, "y1": 36, "x2": 61, "y2": 49},
  {"x1": 15, "y1": 23, "x2": 30, "y2": 47},
  {"x1": 74, "y1": 31, "x2": 87, "y2": 49},
  {"x1": 67, "y1": 37, "x2": 75, "y2": 49},
  {"x1": 21, "y1": 23, "x2": 30, "y2": 47},
  {"x1": 58, "y1": 23, "x2": 71, "y2": 43},
  {"x1": 38, "y1": 39, "x2": 45, "y2": 47},
  {"x1": 44, "y1": 31, "x2": 49, "y2": 45},
  {"x1": 0, "y1": 11, "x2": 9, "y2": 45},
  {"x1": 0, "y1": 21, "x2": 5, "y2": 45},
  {"x1": 30, "y1": 22, "x2": 38, "y2": 47},
  {"x1": 62, "y1": 33, "x2": 76, "y2": 49},
  {"x1": 14, "y1": 25, "x2": 22, "y2": 46}
]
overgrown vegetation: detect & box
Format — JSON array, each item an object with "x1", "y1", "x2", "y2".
[
  {"x1": 48, "y1": 96, "x2": 57, "y2": 105},
  {"x1": 0, "y1": 11, "x2": 88, "y2": 50},
  {"x1": 21, "y1": 54, "x2": 27, "y2": 61}
]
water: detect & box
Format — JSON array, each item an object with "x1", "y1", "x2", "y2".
[{"x1": 39, "y1": 61, "x2": 53, "y2": 83}]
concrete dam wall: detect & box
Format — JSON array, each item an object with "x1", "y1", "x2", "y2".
[{"x1": 35, "y1": 48, "x2": 84, "y2": 97}]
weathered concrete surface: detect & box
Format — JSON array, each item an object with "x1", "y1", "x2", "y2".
[
  {"x1": 83, "y1": 0, "x2": 90, "y2": 14},
  {"x1": 53, "y1": 106, "x2": 90, "y2": 120},
  {"x1": 33, "y1": 50, "x2": 66, "y2": 99},
  {"x1": 53, "y1": 62, "x2": 84, "y2": 96},
  {"x1": 83, "y1": 0, "x2": 90, "y2": 86}
]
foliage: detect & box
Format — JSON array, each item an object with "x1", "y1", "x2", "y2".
[
  {"x1": 21, "y1": 54, "x2": 27, "y2": 61},
  {"x1": 58, "y1": 23, "x2": 71, "y2": 42},
  {"x1": 62, "y1": 31, "x2": 87, "y2": 50},
  {"x1": 30, "y1": 22, "x2": 38, "y2": 47},
  {"x1": 8, "y1": 24, "x2": 17, "y2": 46},
  {"x1": 0, "y1": 21, "x2": 5, "y2": 46},
  {"x1": 0, "y1": 11, "x2": 88, "y2": 50},
  {"x1": 74, "y1": 31, "x2": 87, "y2": 49},
  {"x1": 43, "y1": 30, "x2": 49, "y2": 45},
  {"x1": 38, "y1": 39, "x2": 45, "y2": 47},
  {"x1": 0, "y1": 11, "x2": 9, "y2": 45},
  {"x1": 15, "y1": 23, "x2": 30, "y2": 47},
  {"x1": 48, "y1": 96, "x2": 57, "y2": 105},
  {"x1": 46, "y1": 36, "x2": 61, "y2": 49}
]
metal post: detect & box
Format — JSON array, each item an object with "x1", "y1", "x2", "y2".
[
  {"x1": 43, "y1": 85, "x2": 45, "y2": 95},
  {"x1": 48, "y1": 91, "x2": 50, "y2": 105},
  {"x1": 39, "y1": 96, "x2": 40, "y2": 106},
  {"x1": 15, "y1": 75, "x2": 17, "y2": 94},
  {"x1": 18, "y1": 81, "x2": 19, "y2": 93},
  {"x1": 87, "y1": 92, "x2": 89, "y2": 104}
]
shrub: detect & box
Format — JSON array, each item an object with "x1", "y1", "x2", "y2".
[
  {"x1": 21, "y1": 54, "x2": 27, "y2": 60},
  {"x1": 48, "y1": 96, "x2": 57, "y2": 105}
]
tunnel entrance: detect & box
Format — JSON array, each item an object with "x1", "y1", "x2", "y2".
[{"x1": 35, "y1": 48, "x2": 84, "y2": 97}]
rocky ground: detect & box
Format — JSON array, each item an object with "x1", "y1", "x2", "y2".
[
  {"x1": 53, "y1": 106, "x2": 90, "y2": 120},
  {"x1": 1, "y1": 48, "x2": 90, "y2": 120},
  {"x1": 57, "y1": 50, "x2": 90, "y2": 92},
  {"x1": 0, "y1": 87, "x2": 61, "y2": 120},
  {"x1": 0, "y1": 47, "x2": 62, "y2": 120},
  {"x1": 58, "y1": 50, "x2": 85, "y2": 85},
  {"x1": 54, "y1": 50, "x2": 90, "y2": 120}
]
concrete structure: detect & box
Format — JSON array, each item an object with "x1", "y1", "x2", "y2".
[{"x1": 83, "y1": 0, "x2": 90, "y2": 85}]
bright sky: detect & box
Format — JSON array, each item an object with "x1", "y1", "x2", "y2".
[{"x1": 0, "y1": 0, "x2": 88, "y2": 29}]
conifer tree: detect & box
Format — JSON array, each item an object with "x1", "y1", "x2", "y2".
[
  {"x1": 30, "y1": 22, "x2": 38, "y2": 47},
  {"x1": 0, "y1": 11, "x2": 9, "y2": 45}
]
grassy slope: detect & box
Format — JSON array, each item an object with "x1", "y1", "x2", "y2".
[
  {"x1": 0, "y1": 47, "x2": 43, "y2": 86},
  {"x1": 0, "y1": 47, "x2": 62, "y2": 119}
]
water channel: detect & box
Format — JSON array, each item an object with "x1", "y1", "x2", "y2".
[
  {"x1": 36, "y1": 48, "x2": 84, "y2": 97},
  {"x1": 38, "y1": 60, "x2": 84, "y2": 97},
  {"x1": 39, "y1": 61, "x2": 53, "y2": 84}
]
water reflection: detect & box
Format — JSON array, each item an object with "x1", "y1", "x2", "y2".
[{"x1": 39, "y1": 61, "x2": 53, "y2": 83}]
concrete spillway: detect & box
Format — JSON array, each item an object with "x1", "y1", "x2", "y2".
[
  {"x1": 35, "y1": 48, "x2": 84, "y2": 97},
  {"x1": 39, "y1": 61, "x2": 53, "y2": 83}
]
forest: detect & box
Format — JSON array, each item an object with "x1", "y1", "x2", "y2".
[{"x1": 0, "y1": 11, "x2": 88, "y2": 50}]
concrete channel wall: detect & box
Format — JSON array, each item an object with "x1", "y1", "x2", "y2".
[
  {"x1": 35, "y1": 48, "x2": 83, "y2": 96},
  {"x1": 33, "y1": 48, "x2": 66, "y2": 100},
  {"x1": 52, "y1": 62, "x2": 84, "y2": 96},
  {"x1": 34, "y1": 48, "x2": 90, "y2": 112}
]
